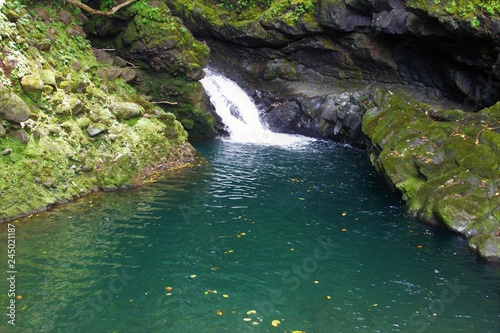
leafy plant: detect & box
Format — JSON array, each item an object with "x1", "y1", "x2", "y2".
[{"x1": 100, "y1": 0, "x2": 116, "y2": 11}]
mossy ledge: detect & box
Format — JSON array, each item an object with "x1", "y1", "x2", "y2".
[
  {"x1": 0, "y1": 1, "x2": 196, "y2": 222},
  {"x1": 362, "y1": 89, "x2": 500, "y2": 262}
]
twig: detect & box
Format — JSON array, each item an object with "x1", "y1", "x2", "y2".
[
  {"x1": 151, "y1": 101, "x2": 178, "y2": 105},
  {"x1": 66, "y1": 0, "x2": 139, "y2": 16}
]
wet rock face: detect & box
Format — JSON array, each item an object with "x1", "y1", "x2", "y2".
[
  {"x1": 257, "y1": 89, "x2": 370, "y2": 146},
  {"x1": 168, "y1": 0, "x2": 499, "y2": 111},
  {"x1": 86, "y1": 1, "x2": 217, "y2": 136},
  {"x1": 362, "y1": 92, "x2": 500, "y2": 262}
]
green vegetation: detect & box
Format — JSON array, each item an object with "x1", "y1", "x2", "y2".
[
  {"x1": 363, "y1": 89, "x2": 500, "y2": 260},
  {"x1": 0, "y1": 0, "x2": 194, "y2": 221},
  {"x1": 186, "y1": 0, "x2": 317, "y2": 23},
  {"x1": 408, "y1": 0, "x2": 500, "y2": 27}
]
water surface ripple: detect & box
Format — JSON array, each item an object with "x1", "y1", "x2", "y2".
[{"x1": 0, "y1": 140, "x2": 498, "y2": 333}]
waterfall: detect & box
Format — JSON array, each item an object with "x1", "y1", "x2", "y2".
[{"x1": 200, "y1": 69, "x2": 313, "y2": 147}]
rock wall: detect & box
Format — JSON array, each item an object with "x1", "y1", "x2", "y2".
[
  {"x1": 362, "y1": 89, "x2": 500, "y2": 261},
  {"x1": 164, "y1": 0, "x2": 500, "y2": 260},
  {"x1": 167, "y1": 0, "x2": 499, "y2": 141},
  {"x1": 0, "y1": 1, "x2": 195, "y2": 221},
  {"x1": 85, "y1": 0, "x2": 221, "y2": 136}
]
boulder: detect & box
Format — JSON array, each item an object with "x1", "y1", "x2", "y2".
[
  {"x1": 20, "y1": 74, "x2": 44, "y2": 94},
  {"x1": 87, "y1": 123, "x2": 108, "y2": 137},
  {"x1": 109, "y1": 102, "x2": 144, "y2": 120},
  {"x1": 40, "y1": 69, "x2": 56, "y2": 87},
  {"x1": 0, "y1": 85, "x2": 31, "y2": 123},
  {"x1": 7, "y1": 129, "x2": 29, "y2": 143},
  {"x1": 58, "y1": 9, "x2": 72, "y2": 26}
]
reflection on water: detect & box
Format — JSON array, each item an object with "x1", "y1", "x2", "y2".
[{"x1": 0, "y1": 140, "x2": 499, "y2": 333}]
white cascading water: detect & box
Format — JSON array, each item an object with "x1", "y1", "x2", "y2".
[{"x1": 200, "y1": 69, "x2": 313, "y2": 147}]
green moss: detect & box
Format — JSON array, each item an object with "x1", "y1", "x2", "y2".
[
  {"x1": 0, "y1": 0, "x2": 195, "y2": 221},
  {"x1": 363, "y1": 90, "x2": 500, "y2": 260}
]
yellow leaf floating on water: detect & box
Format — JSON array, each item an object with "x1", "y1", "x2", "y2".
[
  {"x1": 252, "y1": 321, "x2": 259, "y2": 325},
  {"x1": 216, "y1": 309, "x2": 223, "y2": 316},
  {"x1": 372, "y1": 303, "x2": 378, "y2": 307},
  {"x1": 314, "y1": 280, "x2": 319, "y2": 284},
  {"x1": 292, "y1": 331, "x2": 306, "y2": 333},
  {"x1": 271, "y1": 319, "x2": 281, "y2": 327},
  {"x1": 222, "y1": 294, "x2": 229, "y2": 298},
  {"x1": 246, "y1": 310, "x2": 257, "y2": 315},
  {"x1": 327, "y1": 295, "x2": 332, "y2": 300},
  {"x1": 342, "y1": 212, "x2": 347, "y2": 216},
  {"x1": 190, "y1": 274, "x2": 197, "y2": 279},
  {"x1": 243, "y1": 318, "x2": 252, "y2": 322}
]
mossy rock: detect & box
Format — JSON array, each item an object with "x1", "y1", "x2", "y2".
[
  {"x1": 20, "y1": 74, "x2": 44, "y2": 97},
  {"x1": 363, "y1": 91, "x2": 500, "y2": 261},
  {"x1": 109, "y1": 102, "x2": 144, "y2": 120},
  {"x1": 0, "y1": 85, "x2": 31, "y2": 123}
]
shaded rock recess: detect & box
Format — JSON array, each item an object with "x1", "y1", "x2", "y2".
[{"x1": 164, "y1": 0, "x2": 500, "y2": 260}]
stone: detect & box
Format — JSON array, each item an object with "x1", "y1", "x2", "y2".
[
  {"x1": 58, "y1": 9, "x2": 72, "y2": 26},
  {"x1": 7, "y1": 129, "x2": 29, "y2": 143},
  {"x1": 113, "y1": 56, "x2": 128, "y2": 67},
  {"x1": 40, "y1": 69, "x2": 56, "y2": 87},
  {"x1": 71, "y1": 61, "x2": 82, "y2": 71},
  {"x1": 93, "y1": 49, "x2": 114, "y2": 66},
  {"x1": 109, "y1": 102, "x2": 144, "y2": 120},
  {"x1": 67, "y1": 25, "x2": 86, "y2": 38},
  {"x1": 120, "y1": 68, "x2": 137, "y2": 82},
  {"x1": 373, "y1": 9, "x2": 410, "y2": 34},
  {"x1": 2, "y1": 148, "x2": 12, "y2": 155},
  {"x1": 81, "y1": 164, "x2": 93, "y2": 172},
  {"x1": 43, "y1": 178, "x2": 56, "y2": 189},
  {"x1": 106, "y1": 67, "x2": 122, "y2": 81},
  {"x1": 0, "y1": 125, "x2": 5, "y2": 138},
  {"x1": 20, "y1": 74, "x2": 44, "y2": 94},
  {"x1": 0, "y1": 87, "x2": 31, "y2": 123},
  {"x1": 33, "y1": 8, "x2": 50, "y2": 22},
  {"x1": 68, "y1": 97, "x2": 83, "y2": 115},
  {"x1": 87, "y1": 123, "x2": 108, "y2": 137}
]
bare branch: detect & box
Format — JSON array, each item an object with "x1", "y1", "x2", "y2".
[
  {"x1": 65, "y1": 0, "x2": 139, "y2": 16},
  {"x1": 151, "y1": 101, "x2": 178, "y2": 105}
]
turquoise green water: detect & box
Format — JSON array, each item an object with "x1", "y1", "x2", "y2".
[{"x1": 1, "y1": 139, "x2": 499, "y2": 333}]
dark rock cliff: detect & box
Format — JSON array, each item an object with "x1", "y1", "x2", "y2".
[
  {"x1": 165, "y1": 0, "x2": 500, "y2": 260},
  {"x1": 167, "y1": 0, "x2": 499, "y2": 143}
]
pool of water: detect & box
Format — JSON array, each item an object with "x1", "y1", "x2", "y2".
[{"x1": 1, "y1": 139, "x2": 499, "y2": 333}]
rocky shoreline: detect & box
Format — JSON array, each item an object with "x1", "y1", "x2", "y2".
[
  {"x1": 163, "y1": 0, "x2": 500, "y2": 260},
  {"x1": 0, "y1": 0, "x2": 498, "y2": 261},
  {"x1": 0, "y1": 1, "x2": 197, "y2": 222}
]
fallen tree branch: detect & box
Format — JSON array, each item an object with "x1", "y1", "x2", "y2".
[
  {"x1": 151, "y1": 101, "x2": 178, "y2": 105},
  {"x1": 65, "y1": 0, "x2": 139, "y2": 16}
]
